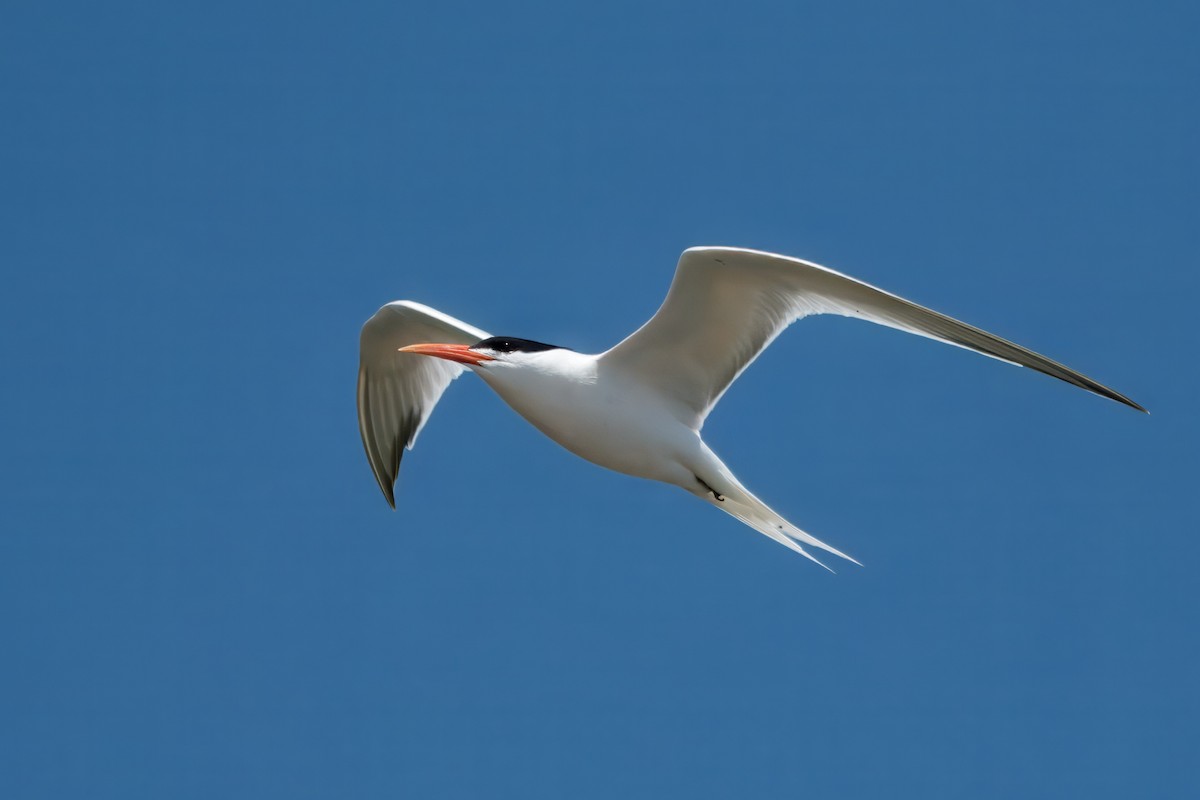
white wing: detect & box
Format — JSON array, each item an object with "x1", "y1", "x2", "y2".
[
  {"x1": 603, "y1": 247, "x2": 1143, "y2": 428},
  {"x1": 357, "y1": 301, "x2": 490, "y2": 507}
]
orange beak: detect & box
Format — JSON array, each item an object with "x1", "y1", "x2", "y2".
[{"x1": 398, "y1": 343, "x2": 495, "y2": 365}]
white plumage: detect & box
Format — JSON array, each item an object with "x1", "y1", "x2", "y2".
[{"x1": 358, "y1": 247, "x2": 1143, "y2": 568}]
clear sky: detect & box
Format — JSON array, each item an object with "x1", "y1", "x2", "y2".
[{"x1": 2, "y1": 1, "x2": 1196, "y2": 797}]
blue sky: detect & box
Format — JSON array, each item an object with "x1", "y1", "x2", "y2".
[{"x1": 2, "y1": 1, "x2": 1196, "y2": 797}]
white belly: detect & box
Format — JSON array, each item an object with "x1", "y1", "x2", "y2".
[{"x1": 477, "y1": 358, "x2": 698, "y2": 486}]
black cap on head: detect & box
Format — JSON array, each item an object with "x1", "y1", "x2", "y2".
[{"x1": 471, "y1": 336, "x2": 567, "y2": 354}]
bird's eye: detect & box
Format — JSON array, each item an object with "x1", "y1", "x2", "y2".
[
  {"x1": 475, "y1": 337, "x2": 516, "y2": 352},
  {"x1": 471, "y1": 336, "x2": 563, "y2": 354}
]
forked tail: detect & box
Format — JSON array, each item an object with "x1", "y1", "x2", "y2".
[
  {"x1": 710, "y1": 487, "x2": 861, "y2": 571},
  {"x1": 691, "y1": 445, "x2": 861, "y2": 570}
]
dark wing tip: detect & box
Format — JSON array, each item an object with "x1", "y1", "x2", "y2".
[
  {"x1": 1121, "y1": 396, "x2": 1149, "y2": 414},
  {"x1": 381, "y1": 455, "x2": 400, "y2": 506},
  {"x1": 380, "y1": 435, "x2": 403, "y2": 509},
  {"x1": 1077, "y1": 380, "x2": 1146, "y2": 414},
  {"x1": 1058, "y1": 377, "x2": 1146, "y2": 414},
  {"x1": 367, "y1": 452, "x2": 399, "y2": 509}
]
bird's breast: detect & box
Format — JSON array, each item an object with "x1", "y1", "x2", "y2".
[{"x1": 479, "y1": 363, "x2": 694, "y2": 484}]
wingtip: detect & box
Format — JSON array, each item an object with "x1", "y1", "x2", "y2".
[{"x1": 1107, "y1": 390, "x2": 1147, "y2": 414}]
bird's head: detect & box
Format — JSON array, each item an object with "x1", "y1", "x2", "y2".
[{"x1": 398, "y1": 336, "x2": 569, "y2": 369}]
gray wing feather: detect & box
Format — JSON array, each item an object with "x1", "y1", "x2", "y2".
[
  {"x1": 357, "y1": 301, "x2": 490, "y2": 507},
  {"x1": 603, "y1": 247, "x2": 1143, "y2": 428}
]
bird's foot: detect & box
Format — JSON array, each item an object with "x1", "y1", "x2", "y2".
[{"x1": 695, "y1": 476, "x2": 725, "y2": 502}]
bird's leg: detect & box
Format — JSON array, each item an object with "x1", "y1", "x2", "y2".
[{"x1": 694, "y1": 475, "x2": 725, "y2": 501}]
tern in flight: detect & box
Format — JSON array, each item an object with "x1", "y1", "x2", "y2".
[{"x1": 358, "y1": 247, "x2": 1143, "y2": 568}]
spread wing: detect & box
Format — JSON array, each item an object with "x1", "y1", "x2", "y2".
[
  {"x1": 357, "y1": 301, "x2": 490, "y2": 507},
  {"x1": 602, "y1": 247, "x2": 1143, "y2": 428}
]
